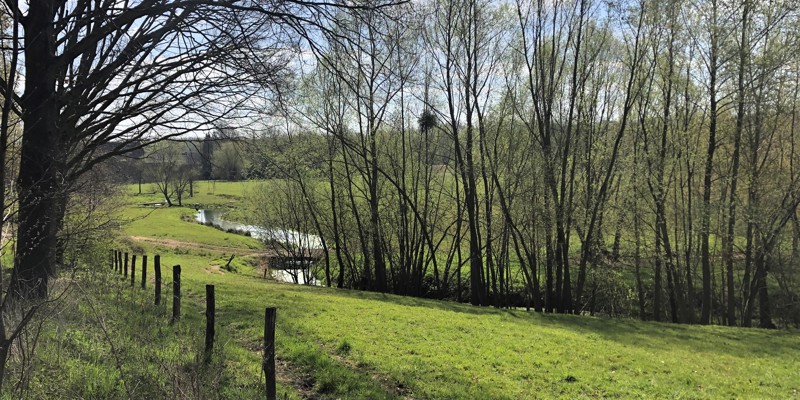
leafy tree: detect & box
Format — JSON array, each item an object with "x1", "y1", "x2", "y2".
[{"x1": 212, "y1": 142, "x2": 245, "y2": 181}]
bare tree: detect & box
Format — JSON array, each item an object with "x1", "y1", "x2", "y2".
[
  {"x1": 146, "y1": 144, "x2": 184, "y2": 207},
  {"x1": 0, "y1": 0, "x2": 399, "y2": 299}
]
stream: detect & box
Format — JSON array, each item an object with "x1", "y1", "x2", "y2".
[{"x1": 195, "y1": 209, "x2": 322, "y2": 286}]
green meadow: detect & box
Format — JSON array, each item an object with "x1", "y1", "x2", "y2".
[{"x1": 19, "y1": 181, "x2": 800, "y2": 399}]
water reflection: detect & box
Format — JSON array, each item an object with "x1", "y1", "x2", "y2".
[
  {"x1": 195, "y1": 209, "x2": 323, "y2": 249},
  {"x1": 196, "y1": 209, "x2": 323, "y2": 286}
]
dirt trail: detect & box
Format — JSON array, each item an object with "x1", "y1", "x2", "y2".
[{"x1": 129, "y1": 236, "x2": 269, "y2": 257}]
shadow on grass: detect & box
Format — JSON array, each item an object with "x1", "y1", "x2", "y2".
[{"x1": 263, "y1": 278, "x2": 800, "y2": 360}]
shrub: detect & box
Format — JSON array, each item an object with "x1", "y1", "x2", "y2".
[{"x1": 336, "y1": 339, "x2": 351, "y2": 355}]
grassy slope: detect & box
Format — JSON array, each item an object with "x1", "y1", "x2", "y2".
[
  {"x1": 26, "y1": 273, "x2": 271, "y2": 399},
  {"x1": 97, "y1": 182, "x2": 800, "y2": 399},
  {"x1": 121, "y1": 180, "x2": 268, "y2": 250},
  {"x1": 121, "y1": 206, "x2": 262, "y2": 250},
  {"x1": 169, "y1": 262, "x2": 800, "y2": 399}
]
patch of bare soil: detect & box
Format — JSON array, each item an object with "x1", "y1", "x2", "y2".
[
  {"x1": 276, "y1": 358, "x2": 319, "y2": 399},
  {"x1": 205, "y1": 265, "x2": 225, "y2": 274},
  {"x1": 243, "y1": 340, "x2": 317, "y2": 399},
  {"x1": 329, "y1": 351, "x2": 415, "y2": 399}
]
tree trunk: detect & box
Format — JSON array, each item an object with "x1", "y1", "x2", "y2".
[
  {"x1": 634, "y1": 212, "x2": 646, "y2": 320},
  {"x1": 12, "y1": 0, "x2": 60, "y2": 299},
  {"x1": 543, "y1": 191, "x2": 555, "y2": 312},
  {"x1": 699, "y1": 0, "x2": 720, "y2": 325},
  {"x1": 755, "y1": 251, "x2": 775, "y2": 329},
  {"x1": 654, "y1": 221, "x2": 663, "y2": 322},
  {"x1": 742, "y1": 218, "x2": 755, "y2": 327},
  {"x1": 0, "y1": 338, "x2": 9, "y2": 394},
  {"x1": 724, "y1": 0, "x2": 748, "y2": 327},
  {"x1": 370, "y1": 135, "x2": 387, "y2": 293}
]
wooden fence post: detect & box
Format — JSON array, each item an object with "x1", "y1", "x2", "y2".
[
  {"x1": 264, "y1": 307, "x2": 276, "y2": 400},
  {"x1": 141, "y1": 255, "x2": 147, "y2": 289},
  {"x1": 123, "y1": 252, "x2": 129, "y2": 278},
  {"x1": 171, "y1": 265, "x2": 181, "y2": 323},
  {"x1": 131, "y1": 255, "x2": 137, "y2": 287},
  {"x1": 205, "y1": 285, "x2": 215, "y2": 362},
  {"x1": 154, "y1": 255, "x2": 162, "y2": 305}
]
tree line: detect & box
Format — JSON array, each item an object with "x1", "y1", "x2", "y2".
[
  {"x1": 249, "y1": 0, "x2": 800, "y2": 328},
  {"x1": 0, "y1": 0, "x2": 797, "y2": 333}
]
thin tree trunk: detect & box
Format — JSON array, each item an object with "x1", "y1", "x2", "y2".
[
  {"x1": 699, "y1": 0, "x2": 720, "y2": 325},
  {"x1": 634, "y1": 211, "x2": 646, "y2": 320},
  {"x1": 724, "y1": 0, "x2": 749, "y2": 326}
]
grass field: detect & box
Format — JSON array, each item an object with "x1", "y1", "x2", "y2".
[
  {"x1": 183, "y1": 260, "x2": 800, "y2": 398},
  {"x1": 23, "y1": 181, "x2": 800, "y2": 399},
  {"x1": 121, "y1": 206, "x2": 262, "y2": 250}
]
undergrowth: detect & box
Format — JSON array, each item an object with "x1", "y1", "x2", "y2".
[{"x1": 2, "y1": 269, "x2": 284, "y2": 399}]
